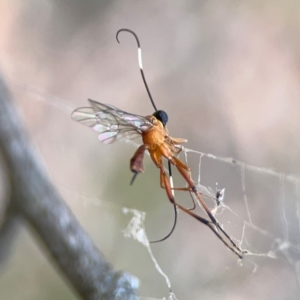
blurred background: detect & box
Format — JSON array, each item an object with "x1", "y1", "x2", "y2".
[{"x1": 0, "y1": 0, "x2": 300, "y2": 299}]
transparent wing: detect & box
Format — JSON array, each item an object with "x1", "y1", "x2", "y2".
[{"x1": 71, "y1": 99, "x2": 153, "y2": 144}]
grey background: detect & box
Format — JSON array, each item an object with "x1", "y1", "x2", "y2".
[{"x1": 0, "y1": 1, "x2": 300, "y2": 299}]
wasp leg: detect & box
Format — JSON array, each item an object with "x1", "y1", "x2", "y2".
[
  {"x1": 160, "y1": 166, "x2": 243, "y2": 259},
  {"x1": 130, "y1": 145, "x2": 146, "y2": 185},
  {"x1": 171, "y1": 156, "x2": 244, "y2": 256},
  {"x1": 159, "y1": 171, "x2": 196, "y2": 210}
]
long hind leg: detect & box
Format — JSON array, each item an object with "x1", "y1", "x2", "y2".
[{"x1": 159, "y1": 164, "x2": 243, "y2": 259}]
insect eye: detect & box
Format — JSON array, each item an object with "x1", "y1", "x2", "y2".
[{"x1": 152, "y1": 110, "x2": 168, "y2": 127}]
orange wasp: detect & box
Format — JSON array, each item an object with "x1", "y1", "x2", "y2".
[{"x1": 72, "y1": 29, "x2": 244, "y2": 259}]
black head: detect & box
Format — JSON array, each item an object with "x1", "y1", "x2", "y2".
[{"x1": 153, "y1": 110, "x2": 168, "y2": 127}]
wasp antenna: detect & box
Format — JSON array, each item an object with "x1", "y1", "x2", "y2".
[
  {"x1": 150, "y1": 162, "x2": 176, "y2": 243},
  {"x1": 150, "y1": 204, "x2": 177, "y2": 243},
  {"x1": 168, "y1": 159, "x2": 174, "y2": 196},
  {"x1": 116, "y1": 28, "x2": 158, "y2": 112},
  {"x1": 117, "y1": 30, "x2": 176, "y2": 244}
]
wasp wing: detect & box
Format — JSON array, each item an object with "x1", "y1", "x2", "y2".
[{"x1": 71, "y1": 99, "x2": 153, "y2": 144}]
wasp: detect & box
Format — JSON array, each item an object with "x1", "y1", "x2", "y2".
[{"x1": 72, "y1": 29, "x2": 244, "y2": 259}]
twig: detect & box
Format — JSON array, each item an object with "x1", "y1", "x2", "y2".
[
  {"x1": 0, "y1": 77, "x2": 139, "y2": 300},
  {"x1": 0, "y1": 207, "x2": 20, "y2": 266}
]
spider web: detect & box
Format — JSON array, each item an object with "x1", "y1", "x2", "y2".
[
  {"x1": 10, "y1": 83, "x2": 300, "y2": 300},
  {"x1": 2, "y1": 1, "x2": 300, "y2": 299},
  {"x1": 119, "y1": 146, "x2": 300, "y2": 300}
]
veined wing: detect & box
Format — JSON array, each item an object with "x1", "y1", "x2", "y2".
[{"x1": 71, "y1": 99, "x2": 153, "y2": 144}]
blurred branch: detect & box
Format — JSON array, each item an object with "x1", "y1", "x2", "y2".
[
  {"x1": 0, "y1": 206, "x2": 20, "y2": 266},
  {"x1": 0, "y1": 77, "x2": 139, "y2": 300},
  {"x1": 0, "y1": 154, "x2": 20, "y2": 267}
]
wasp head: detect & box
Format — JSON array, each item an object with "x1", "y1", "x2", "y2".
[{"x1": 152, "y1": 110, "x2": 168, "y2": 127}]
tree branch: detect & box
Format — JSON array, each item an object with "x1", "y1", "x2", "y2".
[{"x1": 0, "y1": 77, "x2": 139, "y2": 300}]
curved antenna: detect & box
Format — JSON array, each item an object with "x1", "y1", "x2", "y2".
[
  {"x1": 117, "y1": 28, "x2": 176, "y2": 242},
  {"x1": 116, "y1": 29, "x2": 158, "y2": 112},
  {"x1": 150, "y1": 204, "x2": 177, "y2": 243}
]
